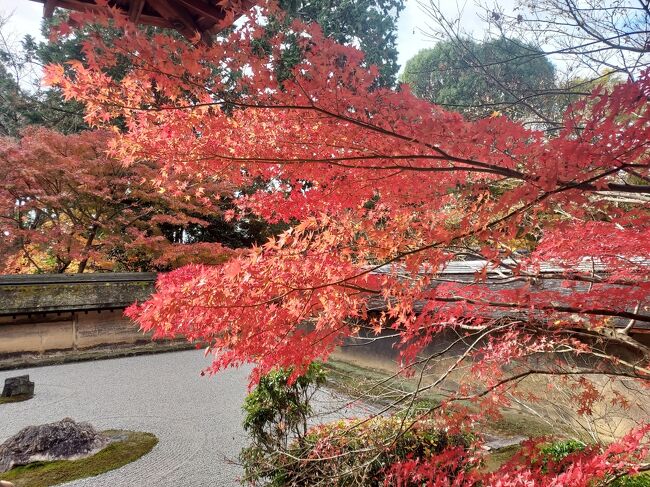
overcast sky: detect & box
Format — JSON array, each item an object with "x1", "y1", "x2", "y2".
[
  {"x1": 0, "y1": 0, "x2": 43, "y2": 41},
  {"x1": 0, "y1": 0, "x2": 512, "y2": 73}
]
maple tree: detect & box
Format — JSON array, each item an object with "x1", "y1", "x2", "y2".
[
  {"x1": 44, "y1": 1, "x2": 649, "y2": 483},
  {"x1": 0, "y1": 127, "x2": 233, "y2": 273}
]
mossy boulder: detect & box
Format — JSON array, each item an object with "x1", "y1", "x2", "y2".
[{"x1": 0, "y1": 419, "x2": 108, "y2": 473}]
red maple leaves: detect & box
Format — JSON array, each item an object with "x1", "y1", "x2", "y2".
[
  {"x1": 45, "y1": 1, "x2": 649, "y2": 481},
  {"x1": 0, "y1": 127, "x2": 231, "y2": 273}
]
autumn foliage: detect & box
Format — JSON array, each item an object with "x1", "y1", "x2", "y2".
[
  {"x1": 44, "y1": 1, "x2": 649, "y2": 483},
  {"x1": 0, "y1": 127, "x2": 232, "y2": 273}
]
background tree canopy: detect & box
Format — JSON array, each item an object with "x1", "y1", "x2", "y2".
[
  {"x1": 401, "y1": 38, "x2": 557, "y2": 121},
  {"x1": 0, "y1": 13, "x2": 88, "y2": 137},
  {"x1": 280, "y1": 0, "x2": 405, "y2": 86},
  {"x1": 0, "y1": 0, "x2": 406, "y2": 138}
]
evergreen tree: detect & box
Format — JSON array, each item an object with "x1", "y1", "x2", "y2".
[{"x1": 401, "y1": 38, "x2": 557, "y2": 121}]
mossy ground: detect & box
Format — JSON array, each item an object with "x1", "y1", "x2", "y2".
[
  {"x1": 0, "y1": 430, "x2": 157, "y2": 487},
  {"x1": 481, "y1": 444, "x2": 520, "y2": 472},
  {"x1": 324, "y1": 359, "x2": 650, "y2": 478},
  {"x1": 324, "y1": 358, "x2": 556, "y2": 439},
  {"x1": 610, "y1": 473, "x2": 650, "y2": 486}
]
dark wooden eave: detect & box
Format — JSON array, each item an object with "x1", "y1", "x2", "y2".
[{"x1": 30, "y1": 0, "x2": 258, "y2": 42}]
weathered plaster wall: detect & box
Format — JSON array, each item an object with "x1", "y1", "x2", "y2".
[
  {"x1": 0, "y1": 273, "x2": 157, "y2": 355},
  {"x1": 0, "y1": 309, "x2": 152, "y2": 354},
  {"x1": 0, "y1": 314, "x2": 74, "y2": 354}
]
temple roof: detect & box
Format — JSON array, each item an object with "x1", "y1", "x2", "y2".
[{"x1": 30, "y1": 0, "x2": 257, "y2": 42}]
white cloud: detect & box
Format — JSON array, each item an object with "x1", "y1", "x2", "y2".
[
  {"x1": 396, "y1": 1, "x2": 433, "y2": 72},
  {"x1": 0, "y1": 0, "x2": 45, "y2": 43}
]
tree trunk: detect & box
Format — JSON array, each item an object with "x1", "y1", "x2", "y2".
[{"x1": 77, "y1": 224, "x2": 98, "y2": 273}]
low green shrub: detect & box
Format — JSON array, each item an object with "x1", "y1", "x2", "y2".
[
  {"x1": 275, "y1": 416, "x2": 472, "y2": 486},
  {"x1": 539, "y1": 439, "x2": 586, "y2": 463},
  {"x1": 239, "y1": 362, "x2": 472, "y2": 486},
  {"x1": 240, "y1": 363, "x2": 326, "y2": 485},
  {"x1": 537, "y1": 439, "x2": 648, "y2": 486}
]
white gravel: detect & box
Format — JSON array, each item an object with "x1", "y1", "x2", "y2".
[{"x1": 0, "y1": 350, "x2": 367, "y2": 486}]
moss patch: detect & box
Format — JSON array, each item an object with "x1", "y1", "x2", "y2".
[
  {"x1": 324, "y1": 358, "x2": 557, "y2": 439},
  {"x1": 482, "y1": 445, "x2": 521, "y2": 472},
  {"x1": 611, "y1": 473, "x2": 650, "y2": 486},
  {"x1": 0, "y1": 430, "x2": 157, "y2": 487},
  {"x1": 0, "y1": 394, "x2": 32, "y2": 405}
]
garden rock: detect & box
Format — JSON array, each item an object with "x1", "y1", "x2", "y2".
[
  {"x1": 0, "y1": 418, "x2": 108, "y2": 473},
  {"x1": 1, "y1": 376, "x2": 34, "y2": 398}
]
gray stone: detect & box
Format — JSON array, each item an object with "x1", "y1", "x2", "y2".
[
  {"x1": 483, "y1": 433, "x2": 526, "y2": 451},
  {"x1": 1, "y1": 375, "x2": 34, "y2": 398},
  {"x1": 0, "y1": 418, "x2": 109, "y2": 473}
]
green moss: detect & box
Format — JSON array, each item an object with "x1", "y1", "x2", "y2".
[
  {"x1": 324, "y1": 359, "x2": 556, "y2": 438},
  {"x1": 482, "y1": 444, "x2": 521, "y2": 472},
  {"x1": 325, "y1": 359, "x2": 424, "y2": 405},
  {"x1": 0, "y1": 430, "x2": 157, "y2": 487},
  {"x1": 610, "y1": 473, "x2": 650, "y2": 486},
  {"x1": 0, "y1": 394, "x2": 32, "y2": 405}
]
